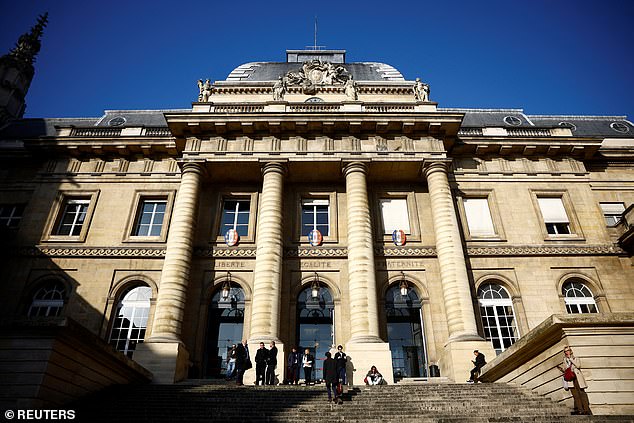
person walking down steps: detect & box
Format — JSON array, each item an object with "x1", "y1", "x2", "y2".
[{"x1": 323, "y1": 351, "x2": 342, "y2": 404}]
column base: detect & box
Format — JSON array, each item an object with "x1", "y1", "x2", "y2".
[
  {"x1": 438, "y1": 339, "x2": 496, "y2": 383},
  {"x1": 133, "y1": 341, "x2": 190, "y2": 384},
  {"x1": 345, "y1": 342, "x2": 394, "y2": 385},
  {"x1": 243, "y1": 340, "x2": 285, "y2": 386}
]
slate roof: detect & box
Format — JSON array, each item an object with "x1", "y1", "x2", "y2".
[
  {"x1": 225, "y1": 62, "x2": 405, "y2": 82},
  {"x1": 441, "y1": 108, "x2": 634, "y2": 138}
]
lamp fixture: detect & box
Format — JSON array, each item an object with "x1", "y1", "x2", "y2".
[
  {"x1": 399, "y1": 271, "x2": 408, "y2": 297},
  {"x1": 311, "y1": 272, "x2": 320, "y2": 299},
  {"x1": 221, "y1": 272, "x2": 232, "y2": 300}
]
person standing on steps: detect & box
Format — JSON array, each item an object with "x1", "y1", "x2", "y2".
[
  {"x1": 266, "y1": 340, "x2": 278, "y2": 385},
  {"x1": 254, "y1": 342, "x2": 268, "y2": 385},
  {"x1": 235, "y1": 340, "x2": 249, "y2": 386},
  {"x1": 287, "y1": 346, "x2": 301, "y2": 385},
  {"x1": 225, "y1": 344, "x2": 237, "y2": 380},
  {"x1": 467, "y1": 350, "x2": 486, "y2": 383},
  {"x1": 302, "y1": 348, "x2": 315, "y2": 385},
  {"x1": 323, "y1": 351, "x2": 342, "y2": 404},
  {"x1": 334, "y1": 345, "x2": 347, "y2": 385},
  {"x1": 558, "y1": 346, "x2": 592, "y2": 415}
]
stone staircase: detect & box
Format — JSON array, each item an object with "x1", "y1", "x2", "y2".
[{"x1": 74, "y1": 382, "x2": 634, "y2": 422}]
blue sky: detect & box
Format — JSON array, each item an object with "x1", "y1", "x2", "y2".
[{"x1": 2, "y1": 0, "x2": 633, "y2": 119}]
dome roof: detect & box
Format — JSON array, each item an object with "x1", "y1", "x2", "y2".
[{"x1": 225, "y1": 50, "x2": 405, "y2": 82}]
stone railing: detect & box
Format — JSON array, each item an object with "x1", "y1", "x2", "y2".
[
  {"x1": 288, "y1": 104, "x2": 342, "y2": 112},
  {"x1": 71, "y1": 127, "x2": 122, "y2": 137},
  {"x1": 363, "y1": 104, "x2": 415, "y2": 112},
  {"x1": 144, "y1": 127, "x2": 171, "y2": 136},
  {"x1": 457, "y1": 128, "x2": 483, "y2": 136},
  {"x1": 214, "y1": 104, "x2": 266, "y2": 113},
  {"x1": 507, "y1": 128, "x2": 552, "y2": 137},
  {"x1": 479, "y1": 313, "x2": 634, "y2": 415}
]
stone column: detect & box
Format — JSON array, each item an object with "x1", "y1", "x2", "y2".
[
  {"x1": 343, "y1": 161, "x2": 381, "y2": 343},
  {"x1": 249, "y1": 161, "x2": 285, "y2": 340},
  {"x1": 423, "y1": 160, "x2": 479, "y2": 340},
  {"x1": 423, "y1": 159, "x2": 494, "y2": 382},
  {"x1": 150, "y1": 161, "x2": 204, "y2": 340},
  {"x1": 135, "y1": 161, "x2": 203, "y2": 383}
]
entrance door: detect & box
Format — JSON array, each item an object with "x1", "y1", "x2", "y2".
[
  {"x1": 385, "y1": 284, "x2": 428, "y2": 381},
  {"x1": 296, "y1": 284, "x2": 334, "y2": 381},
  {"x1": 203, "y1": 283, "x2": 245, "y2": 378}
]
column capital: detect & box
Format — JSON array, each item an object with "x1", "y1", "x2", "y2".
[
  {"x1": 342, "y1": 160, "x2": 369, "y2": 177},
  {"x1": 260, "y1": 160, "x2": 288, "y2": 177},
  {"x1": 179, "y1": 160, "x2": 205, "y2": 176},
  {"x1": 421, "y1": 158, "x2": 452, "y2": 177}
]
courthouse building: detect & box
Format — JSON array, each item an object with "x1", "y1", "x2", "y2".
[{"x1": 1, "y1": 18, "x2": 633, "y2": 403}]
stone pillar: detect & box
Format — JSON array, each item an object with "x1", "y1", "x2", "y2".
[
  {"x1": 343, "y1": 161, "x2": 393, "y2": 384},
  {"x1": 343, "y1": 161, "x2": 381, "y2": 343},
  {"x1": 135, "y1": 161, "x2": 203, "y2": 383},
  {"x1": 249, "y1": 161, "x2": 285, "y2": 340},
  {"x1": 423, "y1": 159, "x2": 494, "y2": 381}
]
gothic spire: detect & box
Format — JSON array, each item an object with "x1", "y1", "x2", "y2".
[{"x1": 7, "y1": 12, "x2": 49, "y2": 66}]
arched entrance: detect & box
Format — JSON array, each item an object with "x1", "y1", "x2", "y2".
[
  {"x1": 385, "y1": 283, "x2": 428, "y2": 381},
  {"x1": 296, "y1": 282, "x2": 334, "y2": 381},
  {"x1": 203, "y1": 282, "x2": 245, "y2": 378}
]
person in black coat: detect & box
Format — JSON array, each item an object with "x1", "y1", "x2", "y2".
[
  {"x1": 266, "y1": 341, "x2": 278, "y2": 385},
  {"x1": 468, "y1": 350, "x2": 486, "y2": 383},
  {"x1": 323, "y1": 352, "x2": 341, "y2": 404},
  {"x1": 254, "y1": 342, "x2": 269, "y2": 385},
  {"x1": 287, "y1": 347, "x2": 301, "y2": 384},
  {"x1": 334, "y1": 344, "x2": 347, "y2": 385},
  {"x1": 235, "y1": 340, "x2": 249, "y2": 386}
]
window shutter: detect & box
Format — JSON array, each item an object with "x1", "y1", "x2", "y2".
[
  {"x1": 538, "y1": 198, "x2": 569, "y2": 223},
  {"x1": 463, "y1": 198, "x2": 495, "y2": 236},
  {"x1": 380, "y1": 199, "x2": 410, "y2": 233}
]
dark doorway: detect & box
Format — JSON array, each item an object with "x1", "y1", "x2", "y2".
[
  {"x1": 296, "y1": 284, "x2": 334, "y2": 381},
  {"x1": 385, "y1": 284, "x2": 428, "y2": 381},
  {"x1": 203, "y1": 283, "x2": 245, "y2": 378}
]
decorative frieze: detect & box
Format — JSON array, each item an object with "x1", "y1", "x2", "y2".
[
  {"x1": 20, "y1": 247, "x2": 166, "y2": 257},
  {"x1": 467, "y1": 245, "x2": 625, "y2": 256}
]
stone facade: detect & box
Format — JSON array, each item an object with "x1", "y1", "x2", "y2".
[{"x1": 1, "y1": 50, "x2": 633, "y2": 392}]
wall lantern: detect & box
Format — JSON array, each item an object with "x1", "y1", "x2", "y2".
[
  {"x1": 399, "y1": 272, "x2": 409, "y2": 297},
  {"x1": 221, "y1": 272, "x2": 232, "y2": 300},
  {"x1": 311, "y1": 272, "x2": 320, "y2": 299}
]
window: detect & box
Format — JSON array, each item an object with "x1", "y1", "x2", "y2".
[
  {"x1": 133, "y1": 199, "x2": 167, "y2": 236},
  {"x1": 563, "y1": 280, "x2": 598, "y2": 314},
  {"x1": 600, "y1": 202, "x2": 626, "y2": 227},
  {"x1": 0, "y1": 204, "x2": 25, "y2": 228},
  {"x1": 478, "y1": 283, "x2": 519, "y2": 354},
  {"x1": 380, "y1": 198, "x2": 410, "y2": 234},
  {"x1": 28, "y1": 281, "x2": 66, "y2": 317},
  {"x1": 109, "y1": 286, "x2": 152, "y2": 357},
  {"x1": 54, "y1": 198, "x2": 90, "y2": 236},
  {"x1": 301, "y1": 199, "x2": 329, "y2": 236},
  {"x1": 463, "y1": 198, "x2": 495, "y2": 237},
  {"x1": 220, "y1": 199, "x2": 251, "y2": 237},
  {"x1": 537, "y1": 197, "x2": 571, "y2": 235}
]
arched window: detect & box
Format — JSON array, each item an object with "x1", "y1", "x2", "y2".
[
  {"x1": 384, "y1": 283, "x2": 428, "y2": 380},
  {"x1": 563, "y1": 280, "x2": 598, "y2": 314},
  {"x1": 478, "y1": 283, "x2": 519, "y2": 354},
  {"x1": 28, "y1": 281, "x2": 66, "y2": 317},
  {"x1": 109, "y1": 285, "x2": 152, "y2": 357}
]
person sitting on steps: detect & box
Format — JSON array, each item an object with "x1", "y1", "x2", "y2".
[
  {"x1": 467, "y1": 350, "x2": 486, "y2": 383},
  {"x1": 364, "y1": 366, "x2": 384, "y2": 385}
]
